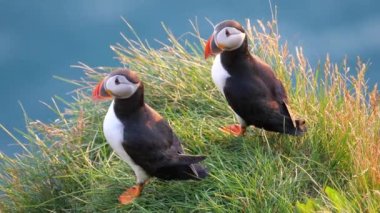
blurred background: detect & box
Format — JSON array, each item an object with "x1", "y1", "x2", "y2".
[{"x1": 1, "y1": 0, "x2": 379, "y2": 155}]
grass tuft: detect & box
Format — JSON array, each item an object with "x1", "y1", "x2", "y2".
[{"x1": 1, "y1": 17, "x2": 379, "y2": 212}]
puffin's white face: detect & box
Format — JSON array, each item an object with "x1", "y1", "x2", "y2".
[
  {"x1": 214, "y1": 26, "x2": 246, "y2": 51},
  {"x1": 105, "y1": 75, "x2": 140, "y2": 99},
  {"x1": 204, "y1": 20, "x2": 247, "y2": 59}
]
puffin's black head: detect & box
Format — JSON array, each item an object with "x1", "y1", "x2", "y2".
[
  {"x1": 92, "y1": 68, "x2": 142, "y2": 100},
  {"x1": 204, "y1": 20, "x2": 246, "y2": 59}
]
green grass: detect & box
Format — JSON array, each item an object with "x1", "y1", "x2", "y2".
[{"x1": 1, "y1": 17, "x2": 380, "y2": 212}]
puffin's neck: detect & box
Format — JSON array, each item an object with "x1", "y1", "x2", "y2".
[
  {"x1": 220, "y1": 38, "x2": 250, "y2": 66},
  {"x1": 113, "y1": 86, "x2": 144, "y2": 119}
]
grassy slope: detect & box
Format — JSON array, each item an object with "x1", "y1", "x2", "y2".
[{"x1": 1, "y1": 18, "x2": 379, "y2": 212}]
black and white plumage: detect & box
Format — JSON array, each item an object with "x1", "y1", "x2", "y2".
[
  {"x1": 93, "y1": 69, "x2": 207, "y2": 204},
  {"x1": 205, "y1": 20, "x2": 306, "y2": 136}
]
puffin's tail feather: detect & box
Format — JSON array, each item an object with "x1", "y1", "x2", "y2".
[
  {"x1": 153, "y1": 156, "x2": 208, "y2": 181},
  {"x1": 294, "y1": 119, "x2": 307, "y2": 136},
  {"x1": 280, "y1": 102, "x2": 307, "y2": 136},
  {"x1": 154, "y1": 164, "x2": 208, "y2": 181},
  {"x1": 190, "y1": 163, "x2": 208, "y2": 179}
]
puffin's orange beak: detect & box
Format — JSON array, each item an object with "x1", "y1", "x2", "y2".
[
  {"x1": 204, "y1": 35, "x2": 214, "y2": 59},
  {"x1": 204, "y1": 34, "x2": 222, "y2": 59},
  {"x1": 92, "y1": 79, "x2": 112, "y2": 101}
]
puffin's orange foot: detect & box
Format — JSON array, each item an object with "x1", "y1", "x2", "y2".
[
  {"x1": 219, "y1": 124, "x2": 246, "y2": 136},
  {"x1": 118, "y1": 184, "x2": 144, "y2": 205}
]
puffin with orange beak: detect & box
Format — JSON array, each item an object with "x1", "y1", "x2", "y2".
[
  {"x1": 93, "y1": 68, "x2": 207, "y2": 205},
  {"x1": 205, "y1": 20, "x2": 306, "y2": 136}
]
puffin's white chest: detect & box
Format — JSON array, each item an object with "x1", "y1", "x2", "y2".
[
  {"x1": 211, "y1": 54, "x2": 231, "y2": 95},
  {"x1": 211, "y1": 55, "x2": 247, "y2": 126},
  {"x1": 103, "y1": 101, "x2": 149, "y2": 183}
]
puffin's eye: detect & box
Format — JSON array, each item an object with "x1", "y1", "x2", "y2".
[
  {"x1": 115, "y1": 78, "x2": 120, "y2": 85},
  {"x1": 225, "y1": 29, "x2": 230, "y2": 37}
]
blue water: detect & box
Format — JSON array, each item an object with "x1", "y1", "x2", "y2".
[{"x1": 1, "y1": 0, "x2": 379, "y2": 155}]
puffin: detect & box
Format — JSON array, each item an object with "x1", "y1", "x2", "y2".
[
  {"x1": 92, "y1": 68, "x2": 207, "y2": 205},
  {"x1": 204, "y1": 20, "x2": 306, "y2": 136}
]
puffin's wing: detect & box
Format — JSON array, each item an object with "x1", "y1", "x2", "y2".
[
  {"x1": 252, "y1": 55, "x2": 289, "y2": 102},
  {"x1": 123, "y1": 117, "x2": 206, "y2": 180},
  {"x1": 273, "y1": 79, "x2": 297, "y2": 128},
  {"x1": 154, "y1": 123, "x2": 207, "y2": 179},
  {"x1": 253, "y1": 60, "x2": 296, "y2": 127},
  {"x1": 171, "y1": 133, "x2": 184, "y2": 154},
  {"x1": 274, "y1": 80, "x2": 288, "y2": 101},
  {"x1": 167, "y1": 131, "x2": 207, "y2": 179},
  {"x1": 158, "y1": 130, "x2": 206, "y2": 169},
  {"x1": 155, "y1": 117, "x2": 203, "y2": 165},
  {"x1": 127, "y1": 139, "x2": 206, "y2": 180}
]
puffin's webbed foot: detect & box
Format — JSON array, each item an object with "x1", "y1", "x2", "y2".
[
  {"x1": 219, "y1": 124, "x2": 246, "y2": 136},
  {"x1": 118, "y1": 183, "x2": 145, "y2": 205}
]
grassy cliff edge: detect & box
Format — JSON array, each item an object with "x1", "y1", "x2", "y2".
[{"x1": 1, "y1": 18, "x2": 379, "y2": 212}]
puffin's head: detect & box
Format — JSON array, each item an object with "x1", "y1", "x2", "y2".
[
  {"x1": 204, "y1": 20, "x2": 246, "y2": 59},
  {"x1": 92, "y1": 68, "x2": 142, "y2": 100}
]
